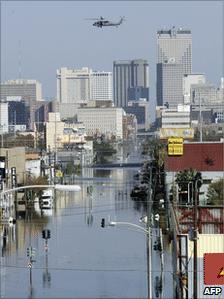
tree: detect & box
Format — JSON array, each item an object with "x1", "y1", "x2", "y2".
[
  {"x1": 175, "y1": 168, "x2": 202, "y2": 203},
  {"x1": 207, "y1": 178, "x2": 224, "y2": 206},
  {"x1": 142, "y1": 139, "x2": 167, "y2": 169}
]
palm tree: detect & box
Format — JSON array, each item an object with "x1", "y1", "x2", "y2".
[{"x1": 175, "y1": 168, "x2": 202, "y2": 204}]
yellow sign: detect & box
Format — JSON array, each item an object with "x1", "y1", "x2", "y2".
[
  {"x1": 168, "y1": 137, "x2": 183, "y2": 156},
  {"x1": 56, "y1": 170, "x2": 63, "y2": 178},
  {"x1": 160, "y1": 128, "x2": 194, "y2": 139}
]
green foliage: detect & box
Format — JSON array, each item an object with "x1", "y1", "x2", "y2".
[
  {"x1": 93, "y1": 141, "x2": 117, "y2": 155},
  {"x1": 142, "y1": 139, "x2": 167, "y2": 168},
  {"x1": 207, "y1": 178, "x2": 224, "y2": 206},
  {"x1": 194, "y1": 128, "x2": 223, "y2": 142},
  {"x1": 175, "y1": 169, "x2": 202, "y2": 204},
  {"x1": 175, "y1": 168, "x2": 202, "y2": 191},
  {"x1": 65, "y1": 162, "x2": 81, "y2": 175},
  {"x1": 1, "y1": 134, "x2": 35, "y2": 148}
]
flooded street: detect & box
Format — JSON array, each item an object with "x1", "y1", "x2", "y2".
[{"x1": 1, "y1": 143, "x2": 148, "y2": 298}]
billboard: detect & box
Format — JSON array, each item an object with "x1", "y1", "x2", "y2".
[{"x1": 160, "y1": 128, "x2": 194, "y2": 139}]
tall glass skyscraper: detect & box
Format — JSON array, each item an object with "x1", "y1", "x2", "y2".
[
  {"x1": 156, "y1": 27, "x2": 192, "y2": 107},
  {"x1": 113, "y1": 59, "x2": 149, "y2": 107}
]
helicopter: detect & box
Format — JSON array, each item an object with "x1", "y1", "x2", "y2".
[{"x1": 86, "y1": 16, "x2": 125, "y2": 28}]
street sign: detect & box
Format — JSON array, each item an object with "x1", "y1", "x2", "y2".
[
  {"x1": 55, "y1": 170, "x2": 63, "y2": 178},
  {"x1": 168, "y1": 137, "x2": 183, "y2": 156}
]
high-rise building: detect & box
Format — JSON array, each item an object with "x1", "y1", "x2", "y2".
[
  {"x1": 113, "y1": 59, "x2": 149, "y2": 107},
  {"x1": 156, "y1": 27, "x2": 192, "y2": 107},
  {"x1": 57, "y1": 67, "x2": 91, "y2": 104},
  {"x1": 157, "y1": 63, "x2": 183, "y2": 108},
  {"x1": 57, "y1": 67, "x2": 113, "y2": 104},
  {"x1": 90, "y1": 71, "x2": 113, "y2": 101},
  {"x1": 0, "y1": 79, "x2": 42, "y2": 102}
]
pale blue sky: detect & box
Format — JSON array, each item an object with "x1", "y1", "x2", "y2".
[{"x1": 1, "y1": 1, "x2": 223, "y2": 101}]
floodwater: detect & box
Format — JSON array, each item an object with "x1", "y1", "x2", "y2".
[{"x1": 0, "y1": 144, "x2": 148, "y2": 298}]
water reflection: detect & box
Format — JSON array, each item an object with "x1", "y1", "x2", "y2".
[{"x1": 1, "y1": 154, "x2": 147, "y2": 298}]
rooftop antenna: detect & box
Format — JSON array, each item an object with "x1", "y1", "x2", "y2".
[{"x1": 18, "y1": 39, "x2": 22, "y2": 79}]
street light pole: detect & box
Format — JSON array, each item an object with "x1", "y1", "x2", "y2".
[
  {"x1": 147, "y1": 167, "x2": 153, "y2": 299},
  {"x1": 193, "y1": 180, "x2": 200, "y2": 299},
  {"x1": 108, "y1": 219, "x2": 160, "y2": 299}
]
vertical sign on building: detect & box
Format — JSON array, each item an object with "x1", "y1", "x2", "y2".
[
  {"x1": 11, "y1": 167, "x2": 17, "y2": 188},
  {"x1": 0, "y1": 156, "x2": 6, "y2": 190}
]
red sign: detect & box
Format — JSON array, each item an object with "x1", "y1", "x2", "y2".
[{"x1": 204, "y1": 253, "x2": 224, "y2": 285}]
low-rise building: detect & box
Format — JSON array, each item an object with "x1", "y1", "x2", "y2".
[
  {"x1": 161, "y1": 104, "x2": 191, "y2": 129},
  {"x1": 77, "y1": 102, "x2": 123, "y2": 140},
  {"x1": 0, "y1": 101, "x2": 8, "y2": 134},
  {"x1": 0, "y1": 147, "x2": 26, "y2": 186},
  {"x1": 46, "y1": 112, "x2": 86, "y2": 151},
  {"x1": 122, "y1": 113, "x2": 137, "y2": 140}
]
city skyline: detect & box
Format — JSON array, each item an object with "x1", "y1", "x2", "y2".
[{"x1": 1, "y1": 1, "x2": 223, "y2": 102}]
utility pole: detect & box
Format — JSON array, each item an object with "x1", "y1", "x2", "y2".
[
  {"x1": 193, "y1": 180, "x2": 199, "y2": 299},
  {"x1": 26, "y1": 245, "x2": 36, "y2": 293},
  {"x1": 147, "y1": 167, "x2": 153, "y2": 299},
  {"x1": 199, "y1": 97, "x2": 203, "y2": 142}
]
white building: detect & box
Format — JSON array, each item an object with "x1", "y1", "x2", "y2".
[
  {"x1": 90, "y1": 71, "x2": 113, "y2": 101},
  {"x1": 46, "y1": 112, "x2": 86, "y2": 151},
  {"x1": 183, "y1": 74, "x2": 206, "y2": 104},
  {"x1": 0, "y1": 79, "x2": 42, "y2": 102},
  {"x1": 77, "y1": 105, "x2": 123, "y2": 140},
  {"x1": 57, "y1": 67, "x2": 113, "y2": 104},
  {"x1": 161, "y1": 104, "x2": 191, "y2": 129},
  {"x1": 0, "y1": 101, "x2": 9, "y2": 133},
  {"x1": 57, "y1": 67, "x2": 90, "y2": 104}
]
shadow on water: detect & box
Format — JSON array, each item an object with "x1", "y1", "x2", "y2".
[{"x1": 93, "y1": 169, "x2": 111, "y2": 177}]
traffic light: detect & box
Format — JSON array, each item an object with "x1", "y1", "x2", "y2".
[
  {"x1": 42, "y1": 229, "x2": 51, "y2": 239},
  {"x1": 27, "y1": 247, "x2": 31, "y2": 257},
  {"x1": 47, "y1": 230, "x2": 51, "y2": 239},
  {"x1": 31, "y1": 247, "x2": 36, "y2": 257},
  {"x1": 101, "y1": 218, "x2": 105, "y2": 228}
]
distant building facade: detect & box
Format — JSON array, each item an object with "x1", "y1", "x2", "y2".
[
  {"x1": 57, "y1": 67, "x2": 113, "y2": 104},
  {"x1": 123, "y1": 100, "x2": 150, "y2": 131},
  {"x1": 0, "y1": 101, "x2": 8, "y2": 133},
  {"x1": 0, "y1": 79, "x2": 42, "y2": 102},
  {"x1": 46, "y1": 112, "x2": 86, "y2": 151},
  {"x1": 191, "y1": 83, "x2": 218, "y2": 106},
  {"x1": 8, "y1": 100, "x2": 29, "y2": 131},
  {"x1": 77, "y1": 102, "x2": 123, "y2": 140},
  {"x1": 113, "y1": 59, "x2": 149, "y2": 107},
  {"x1": 156, "y1": 27, "x2": 192, "y2": 107},
  {"x1": 161, "y1": 104, "x2": 191, "y2": 129},
  {"x1": 183, "y1": 74, "x2": 206, "y2": 104},
  {"x1": 122, "y1": 113, "x2": 137, "y2": 140},
  {"x1": 90, "y1": 71, "x2": 113, "y2": 101}
]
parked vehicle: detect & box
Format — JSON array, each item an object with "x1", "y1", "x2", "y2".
[{"x1": 40, "y1": 189, "x2": 54, "y2": 210}]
